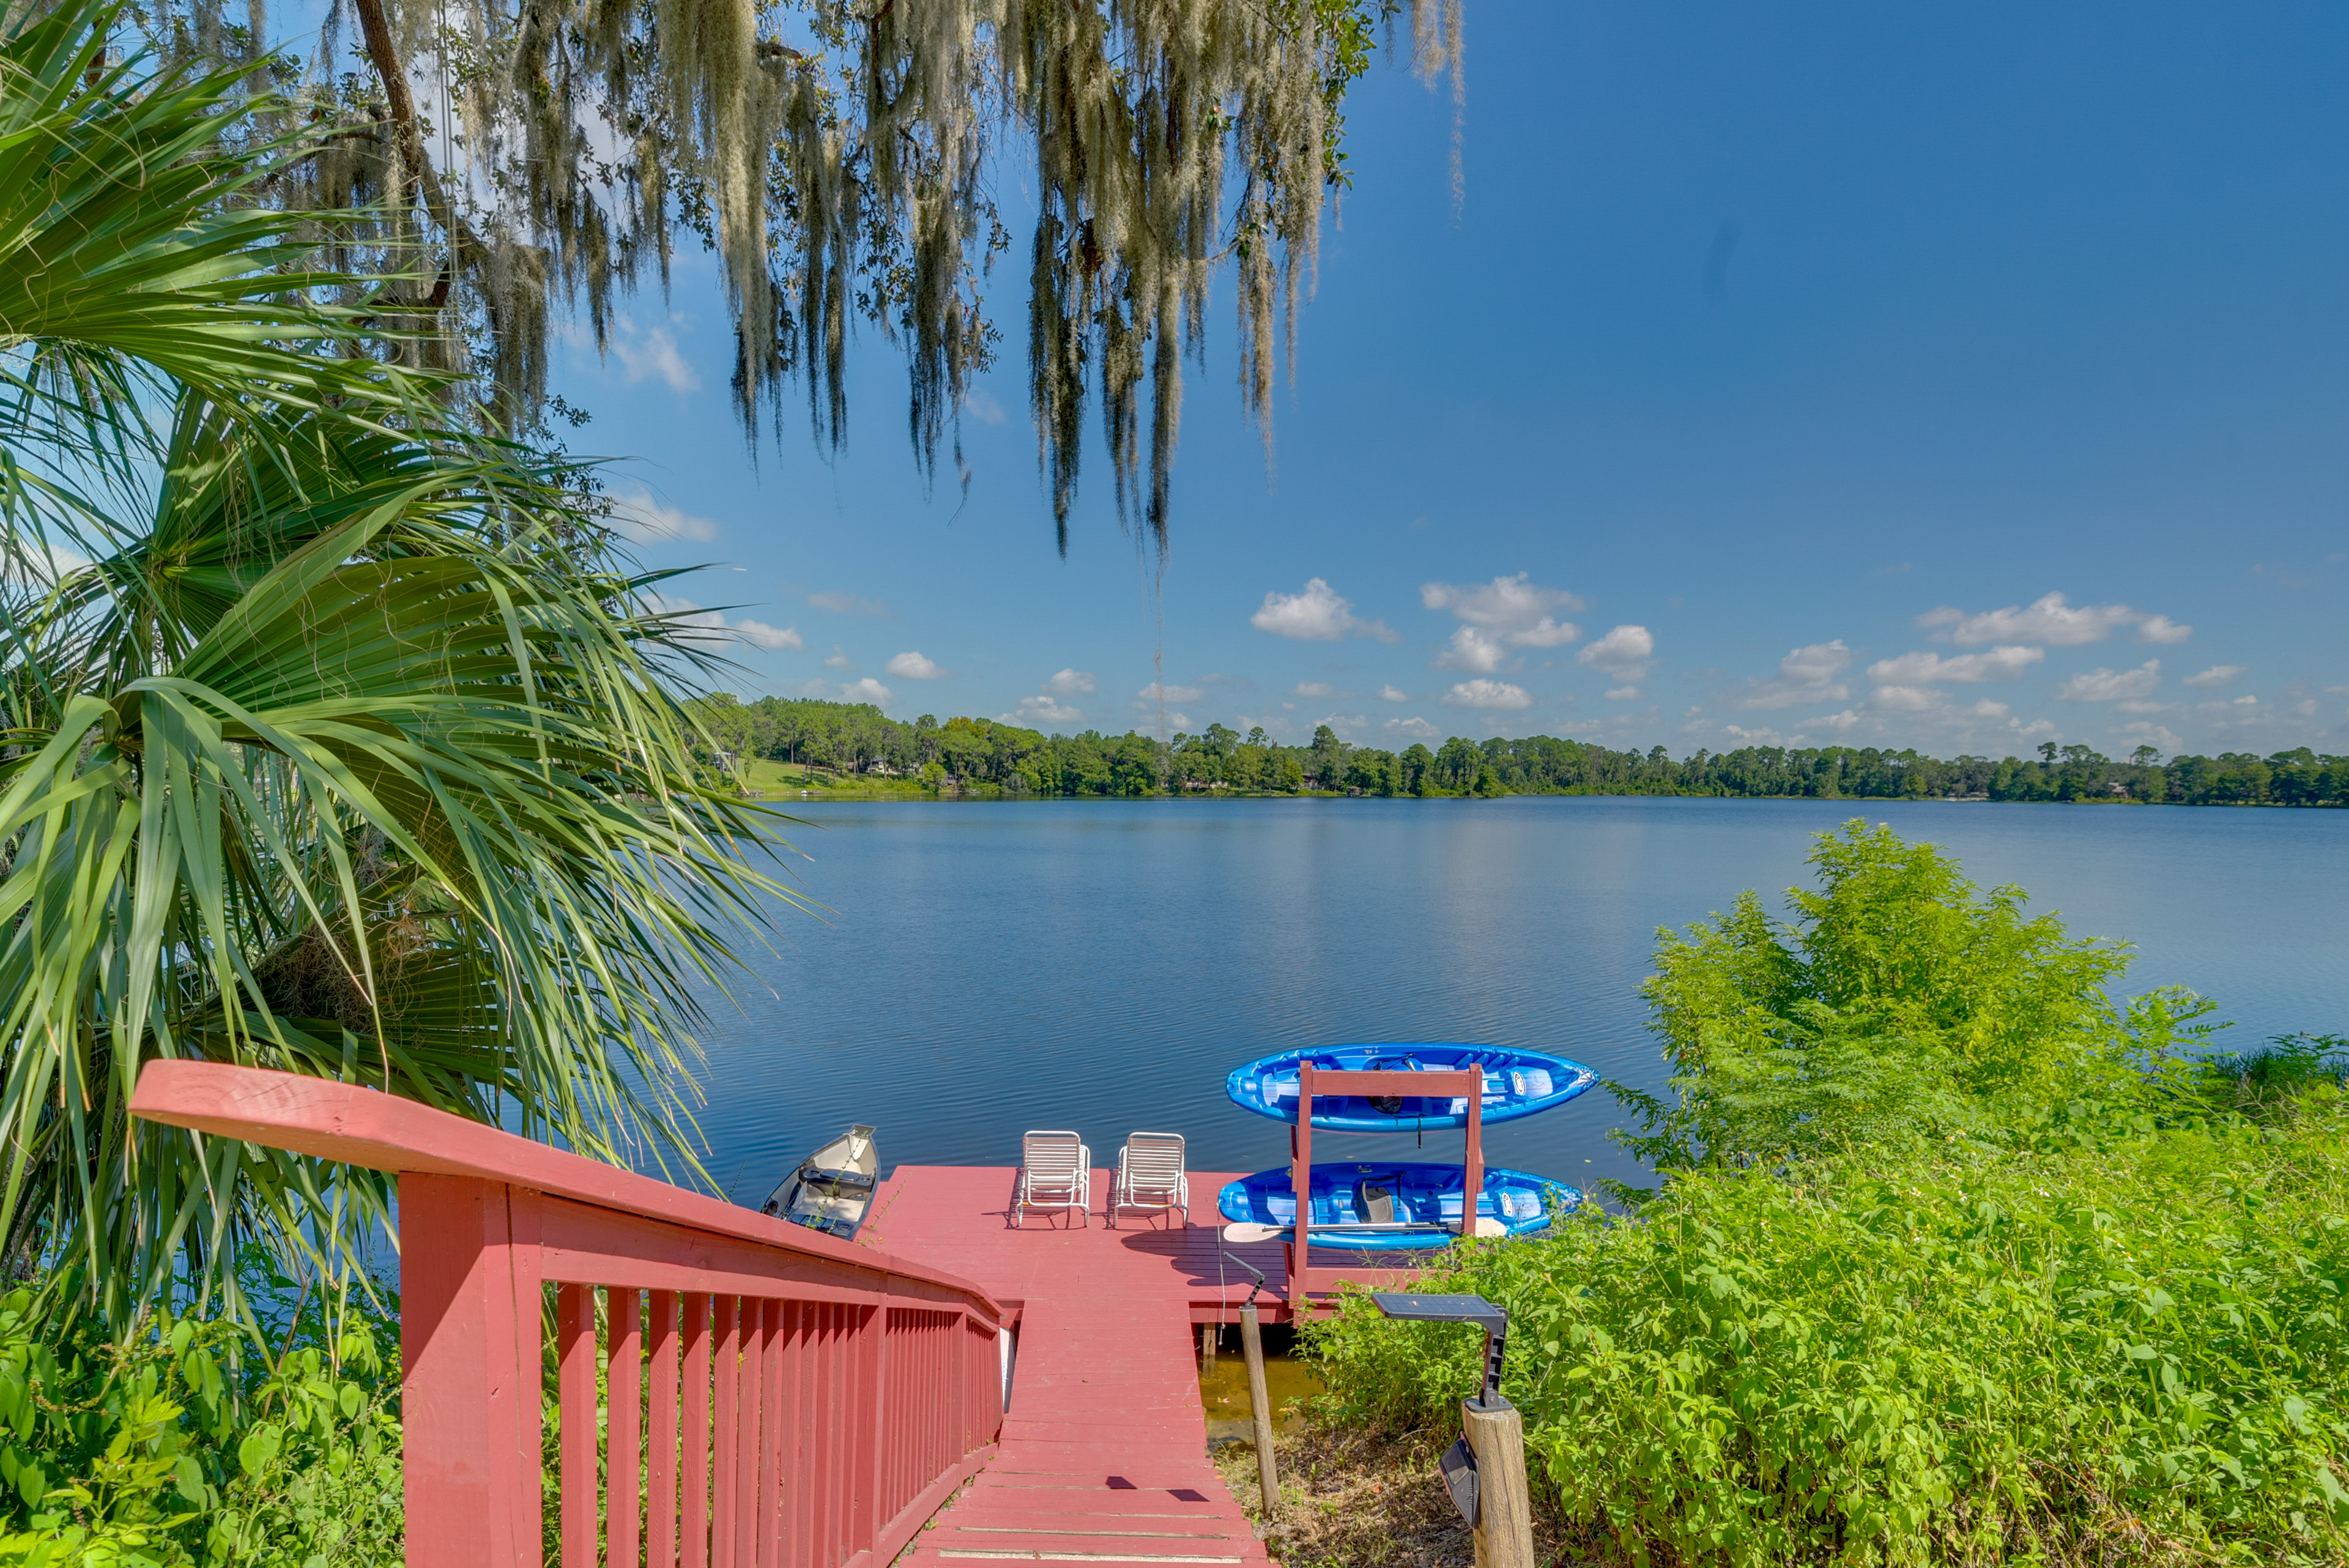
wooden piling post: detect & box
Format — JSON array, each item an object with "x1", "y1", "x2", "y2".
[
  {"x1": 1201, "y1": 1322, "x2": 1217, "y2": 1366},
  {"x1": 1239, "y1": 1301, "x2": 1279, "y2": 1518},
  {"x1": 1461, "y1": 1399, "x2": 1535, "y2": 1568}
]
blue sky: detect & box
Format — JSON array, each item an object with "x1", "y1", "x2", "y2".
[{"x1": 564, "y1": 1, "x2": 2348, "y2": 759}]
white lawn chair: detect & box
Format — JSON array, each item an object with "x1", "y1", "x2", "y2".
[
  {"x1": 1016, "y1": 1131, "x2": 1091, "y2": 1225},
  {"x1": 1108, "y1": 1131, "x2": 1189, "y2": 1228}
]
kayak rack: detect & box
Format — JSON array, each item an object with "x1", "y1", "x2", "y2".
[{"x1": 1284, "y1": 1061, "x2": 1483, "y2": 1312}]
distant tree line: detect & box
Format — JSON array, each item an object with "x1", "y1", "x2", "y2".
[{"x1": 690, "y1": 695, "x2": 2349, "y2": 806}]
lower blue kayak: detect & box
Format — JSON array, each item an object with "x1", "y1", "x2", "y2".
[{"x1": 1216, "y1": 1162, "x2": 1579, "y2": 1251}]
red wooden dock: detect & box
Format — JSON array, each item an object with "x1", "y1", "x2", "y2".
[{"x1": 869, "y1": 1166, "x2": 1414, "y2": 1566}]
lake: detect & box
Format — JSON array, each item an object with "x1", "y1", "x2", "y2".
[{"x1": 686, "y1": 797, "x2": 2349, "y2": 1205}]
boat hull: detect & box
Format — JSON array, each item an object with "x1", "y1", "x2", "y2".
[
  {"x1": 1223, "y1": 1044, "x2": 1597, "y2": 1133},
  {"x1": 762, "y1": 1124, "x2": 879, "y2": 1241},
  {"x1": 1215, "y1": 1161, "x2": 1578, "y2": 1251}
]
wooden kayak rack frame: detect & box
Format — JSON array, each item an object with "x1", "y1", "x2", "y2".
[{"x1": 1287, "y1": 1063, "x2": 1483, "y2": 1311}]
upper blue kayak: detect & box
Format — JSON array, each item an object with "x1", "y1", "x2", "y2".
[
  {"x1": 1225, "y1": 1044, "x2": 1598, "y2": 1133},
  {"x1": 1216, "y1": 1161, "x2": 1581, "y2": 1251}
]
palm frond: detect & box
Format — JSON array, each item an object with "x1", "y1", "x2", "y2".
[{"x1": 0, "y1": 399, "x2": 796, "y2": 1324}]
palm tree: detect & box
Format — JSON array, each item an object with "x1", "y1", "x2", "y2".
[{"x1": 0, "y1": 4, "x2": 785, "y2": 1324}]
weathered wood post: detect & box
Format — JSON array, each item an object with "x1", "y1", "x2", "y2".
[
  {"x1": 1201, "y1": 1322, "x2": 1217, "y2": 1367},
  {"x1": 1461, "y1": 1399, "x2": 1534, "y2": 1568},
  {"x1": 1239, "y1": 1299, "x2": 1280, "y2": 1516},
  {"x1": 1371, "y1": 1291, "x2": 1534, "y2": 1568}
]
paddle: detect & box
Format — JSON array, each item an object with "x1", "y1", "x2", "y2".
[{"x1": 1221, "y1": 1217, "x2": 1508, "y2": 1243}]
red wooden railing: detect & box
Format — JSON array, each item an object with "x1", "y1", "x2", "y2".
[{"x1": 128, "y1": 1062, "x2": 1005, "y2": 1568}]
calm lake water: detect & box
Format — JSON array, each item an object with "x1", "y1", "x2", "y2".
[{"x1": 686, "y1": 798, "x2": 2349, "y2": 1204}]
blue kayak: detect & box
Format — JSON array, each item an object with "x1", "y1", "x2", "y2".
[
  {"x1": 1224, "y1": 1044, "x2": 1597, "y2": 1133},
  {"x1": 1217, "y1": 1162, "x2": 1579, "y2": 1251}
]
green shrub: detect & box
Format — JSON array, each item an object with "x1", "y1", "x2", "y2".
[
  {"x1": 1304, "y1": 822, "x2": 2349, "y2": 1566},
  {"x1": 1310, "y1": 1106, "x2": 2349, "y2": 1566},
  {"x1": 0, "y1": 1280, "x2": 401, "y2": 1566}
]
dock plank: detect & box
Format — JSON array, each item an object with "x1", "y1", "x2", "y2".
[{"x1": 875, "y1": 1166, "x2": 1447, "y2": 1567}]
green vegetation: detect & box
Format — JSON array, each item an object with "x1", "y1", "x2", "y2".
[
  {"x1": 0, "y1": 1272, "x2": 401, "y2": 1566},
  {"x1": 693, "y1": 696, "x2": 2348, "y2": 806},
  {"x1": 1302, "y1": 823, "x2": 2349, "y2": 1567},
  {"x1": 0, "y1": 6, "x2": 782, "y2": 1329},
  {"x1": 0, "y1": 4, "x2": 798, "y2": 1554}
]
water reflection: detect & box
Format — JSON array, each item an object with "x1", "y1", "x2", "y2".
[{"x1": 1197, "y1": 1325, "x2": 1324, "y2": 1448}]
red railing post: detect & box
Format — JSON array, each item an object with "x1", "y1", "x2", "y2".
[
  {"x1": 558, "y1": 1283, "x2": 597, "y2": 1567},
  {"x1": 401, "y1": 1173, "x2": 545, "y2": 1568},
  {"x1": 609, "y1": 1290, "x2": 643, "y2": 1568},
  {"x1": 648, "y1": 1293, "x2": 681, "y2": 1568},
  {"x1": 682, "y1": 1295, "x2": 713, "y2": 1568}
]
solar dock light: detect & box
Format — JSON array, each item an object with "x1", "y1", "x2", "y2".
[{"x1": 1370, "y1": 1291, "x2": 1535, "y2": 1568}]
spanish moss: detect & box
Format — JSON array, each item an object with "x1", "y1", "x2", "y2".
[{"x1": 111, "y1": 0, "x2": 1465, "y2": 552}]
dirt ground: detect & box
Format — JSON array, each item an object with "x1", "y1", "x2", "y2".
[{"x1": 1212, "y1": 1421, "x2": 1594, "y2": 1568}]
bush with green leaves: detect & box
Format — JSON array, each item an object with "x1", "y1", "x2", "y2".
[
  {"x1": 1304, "y1": 821, "x2": 2349, "y2": 1567},
  {"x1": 0, "y1": 1279, "x2": 400, "y2": 1567}
]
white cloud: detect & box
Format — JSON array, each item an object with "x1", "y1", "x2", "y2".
[
  {"x1": 1813, "y1": 709, "x2": 1865, "y2": 732},
  {"x1": 1576, "y1": 625, "x2": 1655, "y2": 682},
  {"x1": 809, "y1": 590, "x2": 889, "y2": 617},
  {"x1": 1420, "y1": 573, "x2": 1581, "y2": 659},
  {"x1": 1435, "y1": 626, "x2": 1511, "y2": 672},
  {"x1": 1293, "y1": 682, "x2": 1337, "y2": 698},
  {"x1": 2116, "y1": 721, "x2": 2186, "y2": 753},
  {"x1": 643, "y1": 593, "x2": 800, "y2": 651},
  {"x1": 2, "y1": 538, "x2": 92, "y2": 587},
  {"x1": 1969, "y1": 700, "x2": 2011, "y2": 719},
  {"x1": 1006, "y1": 696, "x2": 1084, "y2": 725},
  {"x1": 1867, "y1": 685, "x2": 1945, "y2": 713},
  {"x1": 961, "y1": 388, "x2": 1008, "y2": 425},
  {"x1": 1421, "y1": 573, "x2": 1587, "y2": 626},
  {"x1": 1605, "y1": 685, "x2": 1642, "y2": 702},
  {"x1": 1508, "y1": 619, "x2": 1581, "y2": 648},
  {"x1": 1723, "y1": 724, "x2": 1805, "y2": 746},
  {"x1": 605, "y1": 314, "x2": 700, "y2": 392},
  {"x1": 1316, "y1": 713, "x2": 1368, "y2": 734},
  {"x1": 2056, "y1": 660, "x2": 2161, "y2": 702},
  {"x1": 2114, "y1": 699, "x2": 2180, "y2": 715},
  {"x1": 1166, "y1": 713, "x2": 1195, "y2": 730},
  {"x1": 1250, "y1": 578, "x2": 1398, "y2": 642},
  {"x1": 1918, "y1": 592, "x2": 2132, "y2": 647},
  {"x1": 732, "y1": 619, "x2": 802, "y2": 650},
  {"x1": 1138, "y1": 682, "x2": 1205, "y2": 704},
  {"x1": 607, "y1": 488, "x2": 719, "y2": 544},
  {"x1": 2184, "y1": 664, "x2": 2247, "y2": 688},
  {"x1": 1733, "y1": 639, "x2": 1854, "y2": 710},
  {"x1": 1046, "y1": 669, "x2": 1097, "y2": 697},
  {"x1": 885, "y1": 650, "x2": 948, "y2": 679},
  {"x1": 1442, "y1": 679, "x2": 1533, "y2": 710},
  {"x1": 824, "y1": 646, "x2": 856, "y2": 670},
  {"x1": 1917, "y1": 591, "x2": 2189, "y2": 648},
  {"x1": 839, "y1": 677, "x2": 892, "y2": 705},
  {"x1": 1386, "y1": 716, "x2": 1441, "y2": 738},
  {"x1": 1379, "y1": 685, "x2": 1409, "y2": 702},
  {"x1": 1865, "y1": 645, "x2": 2044, "y2": 683}
]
